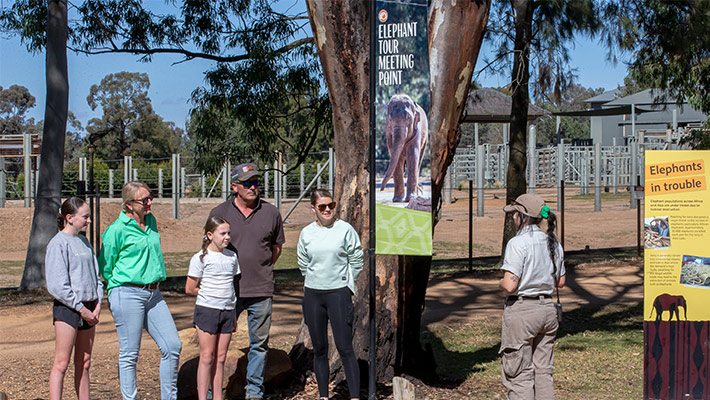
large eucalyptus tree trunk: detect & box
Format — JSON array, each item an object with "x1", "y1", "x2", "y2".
[
  {"x1": 502, "y1": 0, "x2": 534, "y2": 253},
  {"x1": 19, "y1": 0, "x2": 68, "y2": 290},
  {"x1": 290, "y1": 0, "x2": 490, "y2": 388}
]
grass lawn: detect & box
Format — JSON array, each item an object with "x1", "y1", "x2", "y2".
[
  {"x1": 423, "y1": 302, "x2": 643, "y2": 399},
  {"x1": 161, "y1": 247, "x2": 300, "y2": 277},
  {"x1": 571, "y1": 192, "x2": 632, "y2": 201}
]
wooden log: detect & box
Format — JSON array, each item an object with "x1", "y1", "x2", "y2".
[{"x1": 392, "y1": 376, "x2": 415, "y2": 400}]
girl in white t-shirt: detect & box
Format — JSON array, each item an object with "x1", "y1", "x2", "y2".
[{"x1": 186, "y1": 216, "x2": 240, "y2": 400}]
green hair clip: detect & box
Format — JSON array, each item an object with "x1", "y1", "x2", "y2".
[{"x1": 540, "y1": 205, "x2": 550, "y2": 219}]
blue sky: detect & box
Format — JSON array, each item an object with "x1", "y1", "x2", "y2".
[{"x1": 1, "y1": 22, "x2": 630, "y2": 132}]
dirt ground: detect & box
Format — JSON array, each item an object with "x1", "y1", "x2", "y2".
[
  {"x1": 0, "y1": 188, "x2": 644, "y2": 399},
  {"x1": 0, "y1": 186, "x2": 639, "y2": 265}
]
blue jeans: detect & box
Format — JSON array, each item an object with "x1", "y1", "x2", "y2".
[
  {"x1": 108, "y1": 285, "x2": 182, "y2": 400},
  {"x1": 236, "y1": 296, "x2": 272, "y2": 399}
]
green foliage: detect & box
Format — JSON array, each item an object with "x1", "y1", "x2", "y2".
[
  {"x1": 0, "y1": 84, "x2": 37, "y2": 135},
  {"x1": 534, "y1": 84, "x2": 605, "y2": 143},
  {"x1": 86, "y1": 72, "x2": 184, "y2": 163},
  {"x1": 482, "y1": 1, "x2": 604, "y2": 102},
  {"x1": 679, "y1": 129, "x2": 710, "y2": 150},
  {"x1": 0, "y1": 0, "x2": 331, "y2": 174},
  {"x1": 65, "y1": 111, "x2": 85, "y2": 163},
  {"x1": 189, "y1": 31, "x2": 331, "y2": 175},
  {"x1": 617, "y1": 0, "x2": 710, "y2": 119}
]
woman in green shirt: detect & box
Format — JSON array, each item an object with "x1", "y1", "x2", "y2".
[{"x1": 99, "y1": 181, "x2": 181, "y2": 400}]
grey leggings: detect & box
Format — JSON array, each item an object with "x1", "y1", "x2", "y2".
[{"x1": 303, "y1": 286, "x2": 360, "y2": 399}]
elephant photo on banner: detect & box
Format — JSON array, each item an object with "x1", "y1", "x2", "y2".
[
  {"x1": 380, "y1": 93, "x2": 429, "y2": 208},
  {"x1": 373, "y1": 0, "x2": 432, "y2": 256}
]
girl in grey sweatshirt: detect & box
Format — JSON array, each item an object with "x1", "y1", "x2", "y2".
[{"x1": 45, "y1": 197, "x2": 103, "y2": 400}]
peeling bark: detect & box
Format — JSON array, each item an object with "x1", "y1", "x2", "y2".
[{"x1": 291, "y1": 0, "x2": 490, "y2": 388}]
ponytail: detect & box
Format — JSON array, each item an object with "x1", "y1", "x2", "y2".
[
  {"x1": 545, "y1": 211, "x2": 559, "y2": 277},
  {"x1": 200, "y1": 216, "x2": 228, "y2": 262},
  {"x1": 57, "y1": 197, "x2": 86, "y2": 231},
  {"x1": 199, "y1": 234, "x2": 210, "y2": 263}
]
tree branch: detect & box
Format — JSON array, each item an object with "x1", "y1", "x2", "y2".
[{"x1": 68, "y1": 37, "x2": 314, "y2": 62}]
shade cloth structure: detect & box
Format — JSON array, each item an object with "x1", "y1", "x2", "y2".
[
  {"x1": 461, "y1": 88, "x2": 549, "y2": 123},
  {"x1": 553, "y1": 105, "x2": 655, "y2": 117}
]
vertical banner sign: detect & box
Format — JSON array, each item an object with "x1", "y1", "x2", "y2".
[
  {"x1": 374, "y1": 0, "x2": 432, "y2": 255},
  {"x1": 644, "y1": 150, "x2": 710, "y2": 399}
]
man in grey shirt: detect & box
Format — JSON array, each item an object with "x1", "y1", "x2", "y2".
[{"x1": 208, "y1": 162, "x2": 285, "y2": 400}]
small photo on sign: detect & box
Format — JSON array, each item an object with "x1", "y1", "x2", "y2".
[
  {"x1": 680, "y1": 255, "x2": 710, "y2": 288},
  {"x1": 644, "y1": 216, "x2": 670, "y2": 249}
]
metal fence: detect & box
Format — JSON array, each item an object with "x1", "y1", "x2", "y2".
[{"x1": 0, "y1": 150, "x2": 335, "y2": 217}]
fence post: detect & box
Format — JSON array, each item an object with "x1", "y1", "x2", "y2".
[
  {"x1": 158, "y1": 168, "x2": 164, "y2": 198},
  {"x1": 24, "y1": 133, "x2": 31, "y2": 207},
  {"x1": 274, "y1": 159, "x2": 281, "y2": 210},
  {"x1": 476, "y1": 145, "x2": 485, "y2": 216},
  {"x1": 172, "y1": 154, "x2": 180, "y2": 219},
  {"x1": 78, "y1": 157, "x2": 86, "y2": 182},
  {"x1": 582, "y1": 149, "x2": 590, "y2": 195},
  {"x1": 638, "y1": 130, "x2": 646, "y2": 186},
  {"x1": 123, "y1": 156, "x2": 130, "y2": 185},
  {"x1": 557, "y1": 142, "x2": 564, "y2": 211},
  {"x1": 0, "y1": 157, "x2": 5, "y2": 208},
  {"x1": 503, "y1": 123, "x2": 509, "y2": 187},
  {"x1": 528, "y1": 125, "x2": 536, "y2": 194},
  {"x1": 222, "y1": 162, "x2": 230, "y2": 201},
  {"x1": 628, "y1": 136, "x2": 638, "y2": 209},
  {"x1": 594, "y1": 142, "x2": 601, "y2": 212},
  {"x1": 201, "y1": 173, "x2": 206, "y2": 198},
  {"x1": 133, "y1": 168, "x2": 138, "y2": 181},
  {"x1": 329, "y1": 147, "x2": 334, "y2": 193},
  {"x1": 442, "y1": 166, "x2": 451, "y2": 204},
  {"x1": 282, "y1": 163, "x2": 287, "y2": 200},
  {"x1": 181, "y1": 167, "x2": 186, "y2": 198},
  {"x1": 317, "y1": 163, "x2": 322, "y2": 189},
  {"x1": 108, "y1": 169, "x2": 114, "y2": 198},
  {"x1": 474, "y1": 123, "x2": 479, "y2": 147},
  {"x1": 263, "y1": 164, "x2": 269, "y2": 199},
  {"x1": 300, "y1": 163, "x2": 305, "y2": 195},
  {"x1": 612, "y1": 137, "x2": 619, "y2": 194},
  {"x1": 498, "y1": 145, "x2": 505, "y2": 186}
]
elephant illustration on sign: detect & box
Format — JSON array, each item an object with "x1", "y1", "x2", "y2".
[
  {"x1": 380, "y1": 94, "x2": 429, "y2": 203},
  {"x1": 649, "y1": 293, "x2": 687, "y2": 321}
]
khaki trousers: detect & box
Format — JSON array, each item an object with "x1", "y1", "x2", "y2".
[{"x1": 500, "y1": 297, "x2": 559, "y2": 400}]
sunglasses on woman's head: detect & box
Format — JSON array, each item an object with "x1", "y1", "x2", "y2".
[
  {"x1": 316, "y1": 202, "x2": 336, "y2": 212},
  {"x1": 239, "y1": 179, "x2": 260, "y2": 189},
  {"x1": 132, "y1": 194, "x2": 154, "y2": 206}
]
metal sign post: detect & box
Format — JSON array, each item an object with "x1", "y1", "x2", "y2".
[{"x1": 368, "y1": 1, "x2": 377, "y2": 397}]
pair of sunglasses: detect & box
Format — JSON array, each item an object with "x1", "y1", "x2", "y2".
[
  {"x1": 132, "y1": 194, "x2": 154, "y2": 206},
  {"x1": 239, "y1": 179, "x2": 260, "y2": 189},
  {"x1": 316, "y1": 202, "x2": 336, "y2": 212}
]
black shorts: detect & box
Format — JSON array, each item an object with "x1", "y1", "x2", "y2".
[
  {"x1": 53, "y1": 299, "x2": 98, "y2": 331},
  {"x1": 193, "y1": 304, "x2": 236, "y2": 334}
]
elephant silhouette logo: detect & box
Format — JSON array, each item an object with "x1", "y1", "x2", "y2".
[
  {"x1": 649, "y1": 293, "x2": 687, "y2": 321},
  {"x1": 380, "y1": 94, "x2": 429, "y2": 203}
]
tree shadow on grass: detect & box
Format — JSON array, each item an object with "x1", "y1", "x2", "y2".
[{"x1": 421, "y1": 301, "x2": 642, "y2": 389}]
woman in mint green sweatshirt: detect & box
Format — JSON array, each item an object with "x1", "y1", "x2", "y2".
[{"x1": 297, "y1": 189, "x2": 363, "y2": 400}]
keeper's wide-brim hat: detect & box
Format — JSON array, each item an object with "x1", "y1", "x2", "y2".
[{"x1": 503, "y1": 193, "x2": 545, "y2": 218}]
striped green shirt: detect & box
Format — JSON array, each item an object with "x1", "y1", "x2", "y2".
[{"x1": 99, "y1": 212, "x2": 166, "y2": 293}]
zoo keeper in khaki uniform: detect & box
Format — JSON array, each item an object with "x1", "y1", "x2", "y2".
[{"x1": 498, "y1": 193, "x2": 566, "y2": 400}]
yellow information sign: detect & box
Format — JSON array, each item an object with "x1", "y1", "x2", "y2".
[{"x1": 644, "y1": 151, "x2": 710, "y2": 321}]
